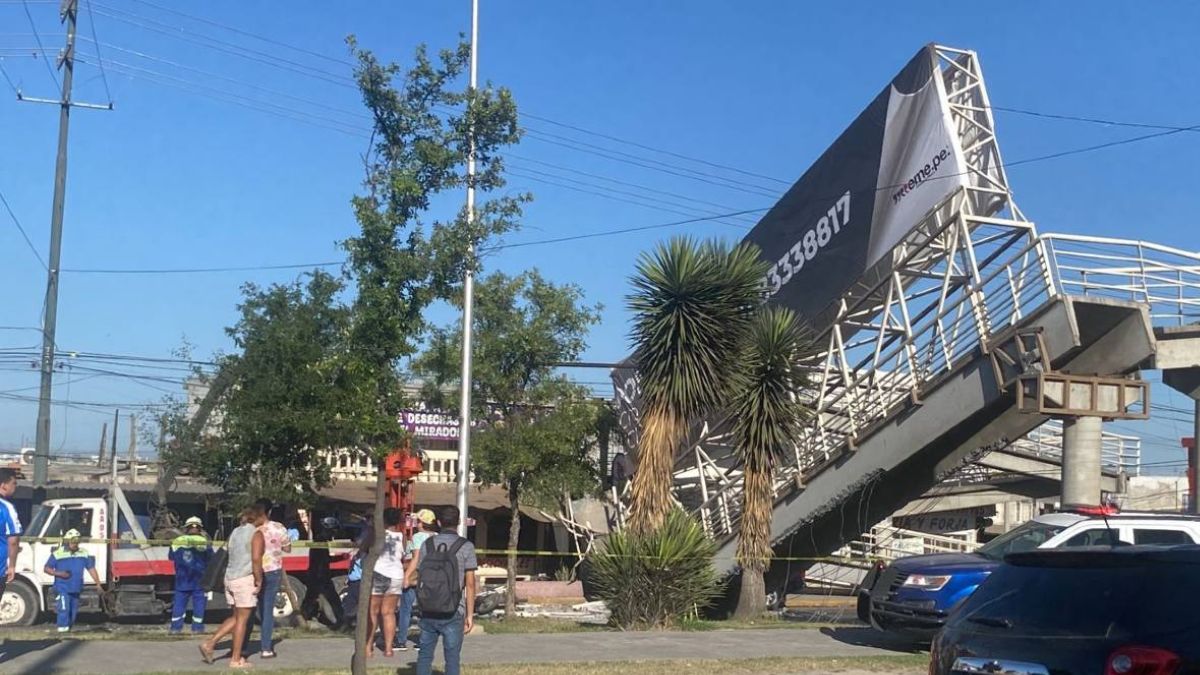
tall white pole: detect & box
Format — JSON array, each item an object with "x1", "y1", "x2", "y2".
[{"x1": 455, "y1": 0, "x2": 480, "y2": 538}]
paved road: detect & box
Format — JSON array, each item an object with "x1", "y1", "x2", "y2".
[{"x1": 0, "y1": 627, "x2": 919, "y2": 673}]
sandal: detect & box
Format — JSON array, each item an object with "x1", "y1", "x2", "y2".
[
  {"x1": 199, "y1": 644, "x2": 215, "y2": 665},
  {"x1": 229, "y1": 661, "x2": 254, "y2": 670}
]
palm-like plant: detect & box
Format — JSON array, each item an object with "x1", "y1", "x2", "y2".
[
  {"x1": 729, "y1": 305, "x2": 812, "y2": 618},
  {"x1": 626, "y1": 237, "x2": 767, "y2": 534}
]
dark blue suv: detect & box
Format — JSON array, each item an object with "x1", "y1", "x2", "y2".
[
  {"x1": 858, "y1": 510, "x2": 1200, "y2": 640},
  {"x1": 857, "y1": 512, "x2": 1092, "y2": 639}
]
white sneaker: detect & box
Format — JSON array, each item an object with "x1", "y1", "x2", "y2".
[{"x1": 56, "y1": 627, "x2": 70, "y2": 633}]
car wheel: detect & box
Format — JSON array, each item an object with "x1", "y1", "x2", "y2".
[{"x1": 0, "y1": 581, "x2": 41, "y2": 626}]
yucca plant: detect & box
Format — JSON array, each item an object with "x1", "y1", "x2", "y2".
[
  {"x1": 626, "y1": 237, "x2": 767, "y2": 534},
  {"x1": 729, "y1": 306, "x2": 812, "y2": 618},
  {"x1": 589, "y1": 509, "x2": 723, "y2": 629}
]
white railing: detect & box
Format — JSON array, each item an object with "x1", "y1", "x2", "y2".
[
  {"x1": 1014, "y1": 419, "x2": 1142, "y2": 476},
  {"x1": 837, "y1": 524, "x2": 980, "y2": 562},
  {"x1": 318, "y1": 449, "x2": 464, "y2": 484},
  {"x1": 1043, "y1": 234, "x2": 1200, "y2": 327}
]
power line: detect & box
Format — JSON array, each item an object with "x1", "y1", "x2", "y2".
[
  {"x1": 506, "y1": 168, "x2": 750, "y2": 230},
  {"x1": 63, "y1": 259, "x2": 343, "y2": 275},
  {"x1": 522, "y1": 129, "x2": 782, "y2": 198},
  {"x1": 993, "y1": 106, "x2": 1200, "y2": 134},
  {"x1": 100, "y1": 0, "x2": 791, "y2": 191},
  {"x1": 0, "y1": 57, "x2": 27, "y2": 94},
  {"x1": 0, "y1": 186, "x2": 48, "y2": 269},
  {"x1": 483, "y1": 208, "x2": 770, "y2": 252},
  {"x1": 123, "y1": 0, "x2": 355, "y2": 67},
  {"x1": 79, "y1": 57, "x2": 370, "y2": 138},
  {"x1": 81, "y1": 0, "x2": 112, "y2": 103},
  {"x1": 89, "y1": 3, "x2": 353, "y2": 88},
  {"x1": 78, "y1": 38, "x2": 369, "y2": 120},
  {"x1": 508, "y1": 154, "x2": 760, "y2": 222},
  {"x1": 519, "y1": 110, "x2": 791, "y2": 185},
  {"x1": 1005, "y1": 123, "x2": 1200, "y2": 169},
  {"x1": 20, "y1": 0, "x2": 60, "y2": 89}
]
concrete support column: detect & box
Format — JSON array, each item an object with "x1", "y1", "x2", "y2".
[
  {"x1": 1061, "y1": 416, "x2": 1103, "y2": 507},
  {"x1": 1192, "y1": 399, "x2": 1200, "y2": 514}
]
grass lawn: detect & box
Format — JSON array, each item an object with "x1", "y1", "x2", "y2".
[
  {"x1": 478, "y1": 612, "x2": 855, "y2": 634},
  {"x1": 135, "y1": 655, "x2": 929, "y2": 675}
]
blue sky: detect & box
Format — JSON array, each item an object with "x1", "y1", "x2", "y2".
[{"x1": 0, "y1": 1, "x2": 1197, "y2": 470}]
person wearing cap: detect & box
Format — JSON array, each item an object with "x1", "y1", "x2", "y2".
[
  {"x1": 44, "y1": 529, "x2": 101, "y2": 632},
  {"x1": 169, "y1": 516, "x2": 213, "y2": 634},
  {"x1": 396, "y1": 508, "x2": 438, "y2": 651}
]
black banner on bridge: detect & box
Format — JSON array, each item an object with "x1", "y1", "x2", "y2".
[{"x1": 745, "y1": 44, "x2": 967, "y2": 328}]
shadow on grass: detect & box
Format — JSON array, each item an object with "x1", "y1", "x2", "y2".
[
  {"x1": 0, "y1": 636, "x2": 81, "y2": 673},
  {"x1": 818, "y1": 626, "x2": 927, "y2": 654}
]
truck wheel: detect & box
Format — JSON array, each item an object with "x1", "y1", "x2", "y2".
[
  {"x1": 271, "y1": 575, "x2": 306, "y2": 628},
  {"x1": 0, "y1": 581, "x2": 41, "y2": 626}
]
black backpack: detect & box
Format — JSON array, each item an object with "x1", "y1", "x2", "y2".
[{"x1": 416, "y1": 537, "x2": 466, "y2": 619}]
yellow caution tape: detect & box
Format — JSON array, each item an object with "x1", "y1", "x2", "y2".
[{"x1": 18, "y1": 537, "x2": 884, "y2": 566}]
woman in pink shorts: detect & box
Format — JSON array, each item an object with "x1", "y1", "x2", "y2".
[{"x1": 201, "y1": 505, "x2": 267, "y2": 669}]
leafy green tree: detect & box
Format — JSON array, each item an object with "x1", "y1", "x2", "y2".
[
  {"x1": 417, "y1": 270, "x2": 603, "y2": 615},
  {"x1": 341, "y1": 37, "x2": 522, "y2": 673},
  {"x1": 728, "y1": 306, "x2": 812, "y2": 618},
  {"x1": 625, "y1": 237, "x2": 766, "y2": 534},
  {"x1": 208, "y1": 271, "x2": 354, "y2": 506}
]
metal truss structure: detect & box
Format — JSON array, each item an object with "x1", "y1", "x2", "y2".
[
  {"x1": 610, "y1": 46, "x2": 1200, "y2": 553},
  {"x1": 678, "y1": 45, "x2": 1055, "y2": 540}
]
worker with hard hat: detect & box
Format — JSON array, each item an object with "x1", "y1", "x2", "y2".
[
  {"x1": 44, "y1": 529, "x2": 101, "y2": 632},
  {"x1": 169, "y1": 516, "x2": 213, "y2": 634}
]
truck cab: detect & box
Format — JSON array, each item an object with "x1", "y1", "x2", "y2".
[
  {"x1": 857, "y1": 509, "x2": 1200, "y2": 640},
  {"x1": 2, "y1": 498, "x2": 112, "y2": 626}
]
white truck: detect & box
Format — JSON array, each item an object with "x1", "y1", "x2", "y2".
[{"x1": 0, "y1": 497, "x2": 352, "y2": 627}]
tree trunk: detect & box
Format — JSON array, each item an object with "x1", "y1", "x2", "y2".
[
  {"x1": 350, "y1": 462, "x2": 387, "y2": 675},
  {"x1": 734, "y1": 567, "x2": 766, "y2": 620},
  {"x1": 627, "y1": 405, "x2": 681, "y2": 534},
  {"x1": 505, "y1": 479, "x2": 520, "y2": 617},
  {"x1": 733, "y1": 460, "x2": 773, "y2": 620}
]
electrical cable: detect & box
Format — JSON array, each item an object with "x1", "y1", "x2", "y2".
[
  {"x1": 20, "y1": 0, "x2": 60, "y2": 89},
  {"x1": 0, "y1": 186, "x2": 48, "y2": 269}
]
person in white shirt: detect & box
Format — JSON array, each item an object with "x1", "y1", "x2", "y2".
[{"x1": 367, "y1": 507, "x2": 405, "y2": 658}]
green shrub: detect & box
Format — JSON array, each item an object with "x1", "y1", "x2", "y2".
[
  {"x1": 554, "y1": 565, "x2": 576, "y2": 583},
  {"x1": 588, "y1": 510, "x2": 723, "y2": 629}
]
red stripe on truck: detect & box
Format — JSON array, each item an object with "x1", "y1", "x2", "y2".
[{"x1": 111, "y1": 551, "x2": 353, "y2": 579}]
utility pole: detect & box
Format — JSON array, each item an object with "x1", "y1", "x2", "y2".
[
  {"x1": 127, "y1": 413, "x2": 137, "y2": 483},
  {"x1": 96, "y1": 422, "x2": 107, "y2": 468},
  {"x1": 108, "y1": 409, "x2": 119, "y2": 471},
  {"x1": 27, "y1": 0, "x2": 112, "y2": 488},
  {"x1": 454, "y1": 0, "x2": 480, "y2": 538}
]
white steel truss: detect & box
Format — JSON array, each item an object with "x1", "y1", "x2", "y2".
[
  {"x1": 677, "y1": 45, "x2": 1055, "y2": 542},
  {"x1": 613, "y1": 46, "x2": 1199, "y2": 547}
]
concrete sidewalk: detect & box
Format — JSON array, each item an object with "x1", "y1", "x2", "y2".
[{"x1": 0, "y1": 627, "x2": 917, "y2": 673}]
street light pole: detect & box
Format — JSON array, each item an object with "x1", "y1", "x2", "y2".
[{"x1": 455, "y1": 0, "x2": 480, "y2": 538}]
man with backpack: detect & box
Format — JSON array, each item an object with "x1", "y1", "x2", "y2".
[{"x1": 410, "y1": 507, "x2": 476, "y2": 675}]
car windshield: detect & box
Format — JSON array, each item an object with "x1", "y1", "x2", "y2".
[
  {"x1": 25, "y1": 505, "x2": 53, "y2": 538},
  {"x1": 977, "y1": 521, "x2": 1065, "y2": 560}
]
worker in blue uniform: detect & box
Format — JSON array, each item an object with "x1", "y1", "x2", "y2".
[
  {"x1": 44, "y1": 529, "x2": 102, "y2": 632},
  {"x1": 169, "y1": 516, "x2": 213, "y2": 634}
]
